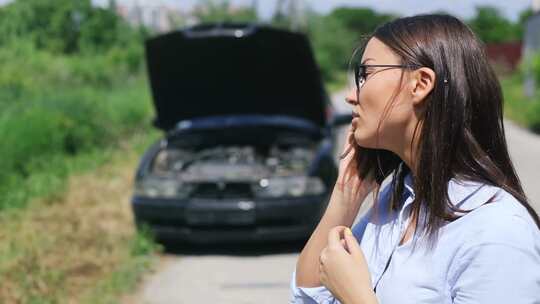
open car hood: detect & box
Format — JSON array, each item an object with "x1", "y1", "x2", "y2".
[{"x1": 144, "y1": 23, "x2": 328, "y2": 131}]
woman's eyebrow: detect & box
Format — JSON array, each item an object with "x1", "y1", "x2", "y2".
[{"x1": 361, "y1": 58, "x2": 375, "y2": 64}]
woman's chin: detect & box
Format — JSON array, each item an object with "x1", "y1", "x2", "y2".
[{"x1": 353, "y1": 130, "x2": 376, "y2": 149}]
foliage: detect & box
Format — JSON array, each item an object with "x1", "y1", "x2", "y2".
[
  {"x1": 0, "y1": 75, "x2": 152, "y2": 211},
  {"x1": 0, "y1": 0, "x2": 151, "y2": 211},
  {"x1": 306, "y1": 12, "x2": 357, "y2": 82},
  {"x1": 328, "y1": 7, "x2": 396, "y2": 36},
  {"x1": 501, "y1": 73, "x2": 540, "y2": 134},
  {"x1": 302, "y1": 7, "x2": 397, "y2": 83},
  {"x1": 0, "y1": 0, "x2": 147, "y2": 54},
  {"x1": 527, "y1": 53, "x2": 540, "y2": 132},
  {"x1": 467, "y1": 6, "x2": 521, "y2": 43},
  {"x1": 532, "y1": 52, "x2": 540, "y2": 85}
]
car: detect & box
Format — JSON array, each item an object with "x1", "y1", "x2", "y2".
[{"x1": 131, "y1": 23, "x2": 351, "y2": 245}]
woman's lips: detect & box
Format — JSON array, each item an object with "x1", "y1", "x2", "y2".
[
  {"x1": 350, "y1": 110, "x2": 360, "y2": 130},
  {"x1": 351, "y1": 115, "x2": 359, "y2": 130}
]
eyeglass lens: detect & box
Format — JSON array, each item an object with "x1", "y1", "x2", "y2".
[{"x1": 355, "y1": 64, "x2": 365, "y2": 89}]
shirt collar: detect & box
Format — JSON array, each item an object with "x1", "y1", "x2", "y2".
[
  {"x1": 446, "y1": 179, "x2": 499, "y2": 213},
  {"x1": 403, "y1": 172, "x2": 415, "y2": 199},
  {"x1": 399, "y1": 172, "x2": 499, "y2": 215}
]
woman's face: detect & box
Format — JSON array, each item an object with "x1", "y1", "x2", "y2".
[{"x1": 346, "y1": 37, "x2": 417, "y2": 153}]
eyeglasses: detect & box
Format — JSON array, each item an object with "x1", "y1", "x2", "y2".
[{"x1": 353, "y1": 63, "x2": 418, "y2": 89}]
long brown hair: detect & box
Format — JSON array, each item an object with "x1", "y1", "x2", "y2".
[{"x1": 345, "y1": 14, "x2": 540, "y2": 251}]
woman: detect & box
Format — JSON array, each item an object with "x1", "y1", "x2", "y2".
[{"x1": 291, "y1": 14, "x2": 540, "y2": 304}]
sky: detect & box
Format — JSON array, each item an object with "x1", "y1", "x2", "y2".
[
  {"x1": 89, "y1": 0, "x2": 534, "y2": 22},
  {"x1": 0, "y1": 0, "x2": 534, "y2": 21}
]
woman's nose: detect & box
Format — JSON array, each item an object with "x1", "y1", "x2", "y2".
[{"x1": 345, "y1": 88, "x2": 359, "y2": 106}]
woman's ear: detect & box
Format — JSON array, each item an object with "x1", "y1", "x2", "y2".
[{"x1": 410, "y1": 67, "x2": 436, "y2": 106}]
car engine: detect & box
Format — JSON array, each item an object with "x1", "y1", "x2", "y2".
[{"x1": 150, "y1": 145, "x2": 316, "y2": 182}]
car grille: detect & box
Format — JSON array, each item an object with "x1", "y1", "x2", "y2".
[{"x1": 191, "y1": 182, "x2": 253, "y2": 199}]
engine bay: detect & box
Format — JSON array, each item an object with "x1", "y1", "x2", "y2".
[{"x1": 150, "y1": 144, "x2": 316, "y2": 182}]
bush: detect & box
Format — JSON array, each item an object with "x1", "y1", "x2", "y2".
[
  {"x1": 307, "y1": 13, "x2": 357, "y2": 82},
  {"x1": 527, "y1": 100, "x2": 540, "y2": 133},
  {"x1": 532, "y1": 52, "x2": 540, "y2": 85},
  {"x1": 0, "y1": 38, "x2": 151, "y2": 211},
  {"x1": 500, "y1": 74, "x2": 540, "y2": 134}
]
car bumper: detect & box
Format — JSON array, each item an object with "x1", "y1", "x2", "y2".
[{"x1": 131, "y1": 195, "x2": 328, "y2": 244}]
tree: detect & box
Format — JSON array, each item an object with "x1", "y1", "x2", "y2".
[
  {"x1": 79, "y1": 7, "x2": 125, "y2": 52},
  {"x1": 306, "y1": 12, "x2": 356, "y2": 81},
  {"x1": 305, "y1": 7, "x2": 398, "y2": 81},
  {"x1": 0, "y1": 0, "x2": 144, "y2": 54},
  {"x1": 468, "y1": 6, "x2": 520, "y2": 43},
  {"x1": 327, "y1": 7, "x2": 396, "y2": 37},
  {"x1": 0, "y1": 0, "x2": 94, "y2": 53}
]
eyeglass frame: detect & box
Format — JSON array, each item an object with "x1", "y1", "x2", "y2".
[{"x1": 353, "y1": 63, "x2": 420, "y2": 89}]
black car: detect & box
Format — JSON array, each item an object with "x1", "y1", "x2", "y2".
[{"x1": 131, "y1": 23, "x2": 351, "y2": 244}]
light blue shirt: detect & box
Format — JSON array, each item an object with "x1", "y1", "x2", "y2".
[{"x1": 290, "y1": 174, "x2": 540, "y2": 303}]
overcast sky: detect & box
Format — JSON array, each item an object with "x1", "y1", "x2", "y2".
[{"x1": 0, "y1": 0, "x2": 533, "y2": 21}]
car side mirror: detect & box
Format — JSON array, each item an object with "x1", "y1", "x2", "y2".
[{"x1": 329, "y1": 113, "x2": 352, "y2": 127}]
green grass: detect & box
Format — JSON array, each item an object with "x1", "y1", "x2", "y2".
[
  {"x1": 0, "y1": 129, "x2": 163, "y2": 304},
  {"x1": 0, "y1": 40, "x2": 164, "y2": 303},
  {"x1": 0, "y1": 70, "x2": 154, "y2": 211},
  {"x1": 500, "y1": 74, "x2": 540, "y2": 133}
]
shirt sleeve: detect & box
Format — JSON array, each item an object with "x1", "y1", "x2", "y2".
[
  {"x1": 449, "y1": 241, "x2": 540, "y2": 304},
  {"x1": 289, "y1": 268, "x2": 341, "y2": 304}
]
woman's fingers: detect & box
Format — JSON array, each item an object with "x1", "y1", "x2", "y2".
[
  {"x1": 327, "y1": 226, "x2": 348, "y2": 248},
  {"x1": 339, "y1": 133, "x2": 354, "y2": 160},
  {"x1": 340, "y1": 238, "x2": 349, "y2": 253}
]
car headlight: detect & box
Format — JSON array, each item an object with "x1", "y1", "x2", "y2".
[
  {"x1": 252, "y1": 176, "x2": 326, "y2": 198},
  {"x1": 135, "y1": 177, "x2": 193, "y2": 199}
]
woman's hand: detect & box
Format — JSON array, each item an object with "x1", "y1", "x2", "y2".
[
  {"x1": 319, "y1": 226, "x2": 378, "y2": 304},
  {"x1": 335, "y1": 126, "x2": 377, "y2": 206}
]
